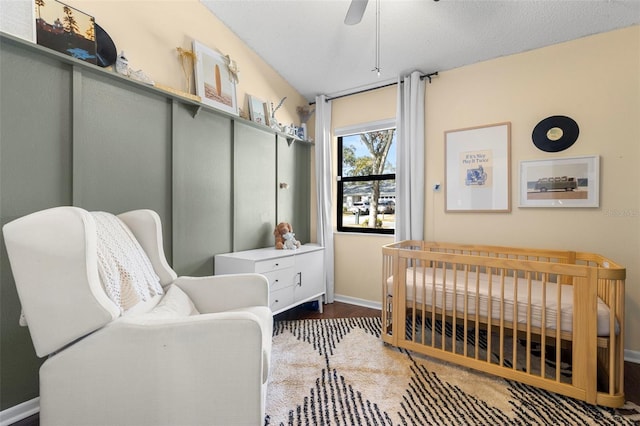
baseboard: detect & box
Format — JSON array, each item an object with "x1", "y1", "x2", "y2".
[
  {"x1": 333, "y1": 294, "x2": 382, "y2": 311},
  {"x1": 625, "y1": 349, "x2": 640, "y2": 364},
  {"x1": 0, "y1": 397, "x2": 39, "y2": 426}
]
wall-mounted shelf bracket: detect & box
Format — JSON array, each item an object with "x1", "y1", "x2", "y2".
[{"x1": 190, "y1": 105, "x2": 203, "y2": 118}]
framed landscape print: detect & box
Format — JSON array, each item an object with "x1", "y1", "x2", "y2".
[
  {"x1": 445, "y1": 122, "x2": 511, "y2": 212},
  {"x1": 519, "y1": 155, "x2": 599, "y2": 208},
  {"x1": 193, "y1": 40, "x2": 238, "y2": 115}
]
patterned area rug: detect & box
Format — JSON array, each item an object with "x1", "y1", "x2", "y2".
[{"x1": 264, "y1": 317, "x2": 640, "y2": 425}]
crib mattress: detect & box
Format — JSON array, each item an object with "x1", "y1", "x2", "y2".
[{"x1": 387, "y1": 267, "x2": 615, "y2": 337}]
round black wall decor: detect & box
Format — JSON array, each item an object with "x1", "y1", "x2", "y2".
[
  {"x1": 95, "y1": 23, "x2": 117, "y2": 67},
  {"x1": 532, "y1": 115, "x2": 579, "y2": 152}
]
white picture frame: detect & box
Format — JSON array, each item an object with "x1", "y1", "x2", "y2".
[
  {"x1": 445, "y1": 122, "x2": 511, "y2": 212},
  {"x1": 519, "y1": 155, "x2": 599, "y2": 208},
  {"x1": 248, "y1": 95, "x2": 267, "y2": 125},
  {"x1": 193, "y1": 40, "x2": 238, "y2": 116}
]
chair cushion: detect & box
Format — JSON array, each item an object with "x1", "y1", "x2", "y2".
[
  {"x1": 146, "y1": 284, "x2": 200, "y2": 318},
  {"x1": 92, "y1": 212, "x2": 164, "y2": 312}
]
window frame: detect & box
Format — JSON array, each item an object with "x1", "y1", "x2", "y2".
[{"x1": 336, "y1": 120, "x2": 396, "y2": 235}]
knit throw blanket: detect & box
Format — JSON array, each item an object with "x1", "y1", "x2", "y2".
[{"x1": 92, "y1": 212, "x2": 163, "y2": 312}]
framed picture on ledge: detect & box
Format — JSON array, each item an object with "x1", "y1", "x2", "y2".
[
  {"x1": 193, "y1": 40, "x2": 238, "y2": 116},
  {"x1": 248, "y1": 95, "x2": 267, "y2": 125}
]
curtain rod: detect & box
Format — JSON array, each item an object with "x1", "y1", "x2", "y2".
[{"x1": 311, "y1": 71, "x2": 438, "y2": 104}]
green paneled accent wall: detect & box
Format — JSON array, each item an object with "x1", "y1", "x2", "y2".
[
  {"x1": 277, "y1": 135, "x2": 311, "y2": 244},
  {"x1": 1, "y1": 39, "x2": 72, "y2": 410},
  {"x1": 0, "y1": 33, "x2": 311, "y2": 412},
  {"x1": 73, "y1": 71, "x2": 173, "y2": 257},
  {"x1": 173, "y1": 104, "x2": 233, "y2": 276},
  {"x1": 233, "y1": 121, "x2": 277, "y2": 252}
]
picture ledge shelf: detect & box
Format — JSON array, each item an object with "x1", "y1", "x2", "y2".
[{"x1": 0, "y1": 32, "x2": 314, "y2": 145}]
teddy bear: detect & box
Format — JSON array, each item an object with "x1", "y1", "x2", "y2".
[{"x1": 273, "y1": 222, "x2": 301, "y2": 250}]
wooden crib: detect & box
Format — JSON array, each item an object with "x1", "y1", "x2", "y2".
[{"x1": 382, "y1": 240, "x2": 626, "y2": 408}]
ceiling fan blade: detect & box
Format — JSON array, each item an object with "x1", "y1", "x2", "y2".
[{"x1": 344, "y1": 0, "x2": 369, "y2": 25}]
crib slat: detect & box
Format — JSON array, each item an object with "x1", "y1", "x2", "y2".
[
  {"x1": 475, "y1": 266, "x2": 480, "y2": 360},
  {"x1": 609, "y1": 280, "x2": 615, "y2": 394},
  {"x1": 463, "y1": 265, "x2": 469, "y2": 358},
  {"x1": 487, "y1": 268, "x2": 493, "y2": 364},
  {"x1": 526, "y1": 273, "x2": 532, "y2": 375},
  {"x1": 498, "y1": 269, "x2": 505, "y2": 367},
  {"x1": 556, "y1": 276, "x2": 562, "y2": 382},
  {"x1": 452, "y1": 263, "x2": 458, "y2": 355},
  {"x1": 430, "y1": 263, "x2": 436, "y2": 347},
  {"x1": 512, "y1": 271, "x2": 518, "y2": 371},
  {"x1": 441, "y1": 264, "x2": 447, "y2": 350}
]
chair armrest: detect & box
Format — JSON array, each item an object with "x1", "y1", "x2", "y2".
[
  {"x1": 40, "y1": 313, "x2": 267, "y2": 425},
  {"x1": 173, "y1": 273, "x2": 269, "y2": 313}
]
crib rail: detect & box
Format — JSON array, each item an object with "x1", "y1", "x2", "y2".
[{"x1": 382, "y1": 240, "x2": 625, "y2": 408}]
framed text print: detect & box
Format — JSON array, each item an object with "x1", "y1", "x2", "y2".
[{"x1": 445, "y1": 122, "x2": 511, "y2": 212}]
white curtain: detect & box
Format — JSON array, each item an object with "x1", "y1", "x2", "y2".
[
  {"x1": 314, "y1": 95, "x2": 335, "y2": 303},
  {"x1": 395, "y1": 71, "x2": 426, "y2": 241}
]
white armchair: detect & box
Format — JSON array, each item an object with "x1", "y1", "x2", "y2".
[{"x1": 3, "y1": 206, "x2": 272, "y2": 426}]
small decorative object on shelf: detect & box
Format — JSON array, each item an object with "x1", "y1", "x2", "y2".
[
  {"x1": 115, "y1": 51, "x2": 129, "y2": 75},
  {"x1": 295, "y1": 105, "x2": 314, "y2": 141},
  {"x1": 238, "y1": 107, "x2": 250, "y2": 120},
  {"x1": 224, "y1": 54, "x2": 240, "y2": 84},
  {"x1": 296, "y1": 105, "x2": 315, "y2": 124},
  {"x1": 176, "y1": 47, "x2": 196, "y2": 93},
  {"x1": 270, "y1": 96, "x2": 287, "y2": 131},
  {"x1": 115, "y1": 50, "x2": 154, "y2": 85}
]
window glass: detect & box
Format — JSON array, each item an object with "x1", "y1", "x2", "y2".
[{"x1": 338, "y1": 128, "x2": 396, "y2": 234}]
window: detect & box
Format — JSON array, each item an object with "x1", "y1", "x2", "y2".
[{"x1": 337, "y1": 122, "x2": 396, "y2": 234}]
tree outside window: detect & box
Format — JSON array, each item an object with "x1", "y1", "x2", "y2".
[{"x1": 338, "y1": 127, "x2": 396, "y2": 234}]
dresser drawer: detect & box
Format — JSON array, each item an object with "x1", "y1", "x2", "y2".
[
  {"x1": 270, "y1": 287, "x2": 294, "y2": 312},
  {"x1": 254, "y1": 256, "x2": 294, "y2": 273},
  {"x1": 262, "y1": 269, "x2": 293, "y2": 292}
]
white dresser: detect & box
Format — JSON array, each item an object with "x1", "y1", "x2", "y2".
[{"x1": 214, "y1": 244, "x2": 325, "y2": 315}]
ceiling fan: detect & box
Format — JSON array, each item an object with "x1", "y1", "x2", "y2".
[
  {"x1": 344, "y1": 0, "x2": 369, "y2": 25},
  {"x1": 344, "y1": 0, "x2": 440, "y2": 25}
]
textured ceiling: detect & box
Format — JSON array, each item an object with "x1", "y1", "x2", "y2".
[{"x1": 201, "y1": 0, "x2": 640, "y2": 102}]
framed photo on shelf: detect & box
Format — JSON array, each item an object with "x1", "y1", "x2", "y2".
[
  {"x1": 445, "y1": 122, "x2": 511, "y2": 212},
  {"x1": 248, "y1": 95, "x2": 267, "y2": 125},
  {"x1": 35, "y1": 0, "x2": 97, "y2": 64},
  {"x1": 519, "y1": 155, "x2": 599, "y2": 208},
  {"x1": 193, "y1": 40, "x2": 238, "y2": 115}
]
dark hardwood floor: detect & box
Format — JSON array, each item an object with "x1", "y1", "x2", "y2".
[{"x1": 10, "y1": 301, "x2": 640, "y2": 425}]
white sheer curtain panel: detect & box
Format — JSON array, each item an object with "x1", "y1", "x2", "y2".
[
  {"x1": 395, "y1": 71, "x2": 426, "y2": 241},
  {"x1": 314, "y1": 95, "x2": 334, "y2": 303}
]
